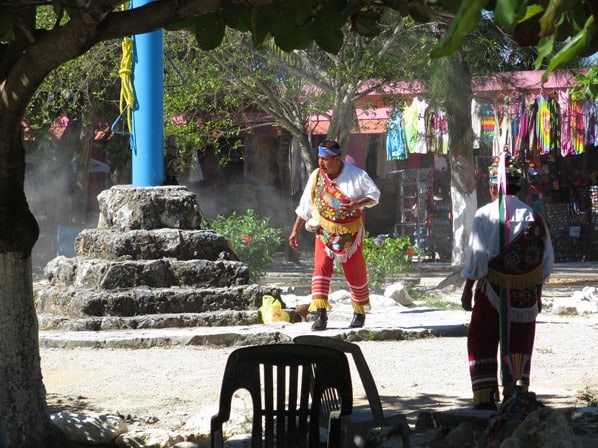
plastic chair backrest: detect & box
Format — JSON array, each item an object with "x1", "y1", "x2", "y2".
[
  {"x1": 293, "y1": 335, "x2": 384, "y2": 425},
  {"x1": 211, "y1": 343, "x2": 353, "y2": 448},
  {"x1": 293, "y1": 335, "x2": 411, "y2": 448}
]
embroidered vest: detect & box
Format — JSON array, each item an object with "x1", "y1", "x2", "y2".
[
  {"x1": 310, "y1": 169, "x2": 363, "y2": 259},
  {"x1": 487, "y1": 213, "x2": 547, "y2": 307}
]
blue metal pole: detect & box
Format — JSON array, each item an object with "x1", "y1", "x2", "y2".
[{"x1": 131, "y1": 0, "x2": 164, "y2": 186}]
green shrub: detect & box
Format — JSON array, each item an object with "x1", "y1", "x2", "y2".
[
  {"x1": 209, "y1": 209, "x2": 282, "y2": 282},
  {"x1": 577, "y1": 387, "x2": 598, "y2": 407},
  {"x1": 362, "y1": 233, "x2": 416, "y2": 293}
]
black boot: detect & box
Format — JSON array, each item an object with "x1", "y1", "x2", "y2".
[
  {"x1": 349, "y1": 313, "x2": 365, "y2": 328},
  {"x1": 311, "y1": 309, "x2": 328, "y2": 331}
]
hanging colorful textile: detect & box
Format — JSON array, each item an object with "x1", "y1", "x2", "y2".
[
  {"x1": 557, "y1": 90, "x2": 573, "y2": 156},
  {"x1": 582, "y1": 100, "x2": 597, "y2": 147},
  {"x1": 471, "y1": 99, "x2": 482, "y2": 150},
  {"x1": 436, "y1": 109, "x2": 449, "y2": 154},
  {"x1": 535, "y1": 95, "x2": 551, "y2": 155},
  {"x1": 425, "y1": 106, "x2": 436, "y2": 152},
  {"x1": 527, "y1": 97, "x2": 538, "y2": 158},
  {"x1": 511, "y1": 98, "x2": 521, "y2": 151},
  {"x1": 498, "y1": 101, "x2": 513, "y2": 153},
  {"x1": 425, "y1": 107, "x2": 449, "y2": 154},
  {"x1": 549, "y1": 96, "x2": 561, "y2": 156},
  {"x1": 571, "y1": 97, "x2": 585, "y2": 154},
  {"x1": 385, "y1": 106, "x2": 408, "y2": 160},
  {"x1": 514, "y1": 96, "x2": 529, "y2": 159},
  {"x1": 480, "y1": 102, "x2": 495, "y2": 146},
  {"x1": 403, "y1": 97, "x2": 428, "y2": 153},
  {"x1": 493, "y1": 104, "x2": 503, "y2": 155}
]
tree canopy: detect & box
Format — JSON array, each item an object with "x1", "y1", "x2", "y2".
[{"x1": 1, "y1": 1, "x2": 596, "y2": 81}]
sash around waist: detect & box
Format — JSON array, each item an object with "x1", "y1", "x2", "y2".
[
  {"x1": 314, "y1": 208, "x2": 363, "y2": 235},
  {"x1": 486, "y1": 264, "x2": 544, "y2": 289}
]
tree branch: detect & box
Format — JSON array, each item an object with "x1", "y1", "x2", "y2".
[{"x1": 96, "y1": 0, "x2": 278, "y2": 41}]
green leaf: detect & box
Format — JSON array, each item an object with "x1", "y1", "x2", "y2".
[
  {"x1": 408, "y1": 2, "x2": 435, "y2": 22},
  {"x1": 251, "y1": 6, "x2": 272, "y2": 47},
  {"x1": 210, "y1": 209, "x2": 282, "y2": 282},
  {"x1": 440, "y1": 0, "x2": 463, "y2": 14},
  {"x1": 579, "y1": 30, "x2": 598, "y2": 56},
  {"x1": 513, "y1": 11, "x2": 542, "y2": 46},
  {"x1": 386, "y1": 0, "x2": 410, "y2": 16},
  {"x1": 494, "y1": 0, "x2": 526, "y2": 28},
  {"x1": 164, "y1": 18, "x2": 195, "y2": 32},
  {"x1": 274, "y1": 31, "x2": 313, "y2": 51},
  {"x1": 538, "y1": 0, "x2": 566, "y2": 37},
  {"x1": 533, "y1": 34, "x2": 555, "y2": 69},
  {"x1": 315, "y1": 28, "x2": 344, "y2": 53},
  {"x1": 519, "y1": 4, "x2": 545, "y2": 22},
  {"x1": 294, "y1": 0, "x2": 314, "y2": 26},
  {"x1": 192, "y1": 13, "x2": 226, "y2": 51},
  {"x1": 542, "y1": 15, "x2": 596, "y2": 82},
  {"x1": 270, "y1": 7, "x2": 298, "y2": 37},
  {"x1": 223, "y1": 7, "x2": 252, "y2": 32},
  {"x1": 342, "y1": 0, "x2": 366, "y2": 16},
  {"x1": 430, "y1": 0, "x2": 488, "y2": 58},
  {"x1": 0, "y1": 7, "x2": 15, "y2": 42},
  {"x1": 317, "y1": 0, "x2": 351, "y2": 29},
  {"x1": 353, "y1": 10, "x2": 383, "y2": 37}
]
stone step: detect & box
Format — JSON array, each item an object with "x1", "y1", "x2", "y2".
[
  {"x1": 34, "y1": 283, "x2": 280, "y2": 318},
  {"x1": 45, "y1": 256, "x2": 249, "y2": 289},
  {"x1": 75, "y1": 228, "x2": 238, "y2": 261},
  {"x1": 37, "y1": 310, "x2": 264, "y2": 332}
]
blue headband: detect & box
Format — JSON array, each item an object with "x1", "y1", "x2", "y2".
[{"x1": 318, "y1": 146, "x2": 341, "y2": 157}]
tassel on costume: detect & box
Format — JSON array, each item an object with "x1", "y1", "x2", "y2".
[{"x1": 309, "y1": 297, "x2": 331, "y2": 312}]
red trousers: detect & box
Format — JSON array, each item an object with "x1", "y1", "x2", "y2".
[
  {"x1": 311, "y1": 236, "x2": 370, "y2": 308},
  {"x1": 468, "y1": 290, "x2": 535, "y2": 404}
]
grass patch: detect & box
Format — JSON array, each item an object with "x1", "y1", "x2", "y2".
[
  {"x1": 536, "y1": 347, "x2": 554, "y2": 354},
  {"x1": 577, "y1": 387, "x2": 598, "y2": 407},
  {"x1": 408, "y1": 288, "x2": 462, "y2": 310},
  {"x1": 360, "y1": 330, "x2": 380, "y2": 341},
  {"x1": 558, "y1": 310, "x2": 579, "y2": 317}
]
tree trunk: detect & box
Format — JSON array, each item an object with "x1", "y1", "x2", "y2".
[
  {"x1": 297, "y1": 132, "x2": 316, "y2": 173},
  {"x1": 72, "y1": 122, "x2": 93, "y2": 223},
  {"x1": 0, "y1": 254, "x2": 71, "y2": 447},
  {"x1": 435, "y1": 53, "x2": 477, "y2": 266},
  {"x1": 0, "y1": 131, "x2": 70, "y2": 447},
  {"x1": 325, "y1": 89, "x2": 356, "y2": 152},
  {"x1": 0, "y1": 255, "x2": 49, "y2": 447}
]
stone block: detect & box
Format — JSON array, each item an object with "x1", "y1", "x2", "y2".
[
  {"x1": 97, "y1": 185, "x2": 203, "y2": 230},
  {"x1": 75, "y1": 228, "x2": 238, "y2": 261},
  {"x1": 35, "y1": 284, "x2": 268, "y2": 317},
  {"x1": 44, "y1": 257, "x2": 249, "y2": 289}
]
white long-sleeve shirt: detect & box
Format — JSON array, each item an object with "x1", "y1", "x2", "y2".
[
  {"x1": 295, "y1": 162, "x2": 381, "y2": 221},
  {"x1": 461, "y1": 195, "x2": 554, "y2": 322},
  {"x1": 461, "y1": 195, "x2": 554, "y2": 282}
]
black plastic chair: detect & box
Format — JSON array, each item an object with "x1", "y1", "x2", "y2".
[
  {"x1": 211, "y1": 343, "x2": 353, "y2": 448},
  {"x1": 293, "y1": 335, "x2": 411, "y2": 448}
]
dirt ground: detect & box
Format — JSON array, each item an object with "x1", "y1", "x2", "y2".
[{"x1": 41, "y1": 312, "x2": 598, "y2": 439}]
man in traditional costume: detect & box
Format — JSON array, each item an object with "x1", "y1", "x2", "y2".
[
  {"x1": 461, "y1": 153, "x2": 554, "y2": 410},
  {"x1": 288, "y1": 140, "x2": 380, "y2": 331}
]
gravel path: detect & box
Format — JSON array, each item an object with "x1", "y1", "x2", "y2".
[{"x1": 41, "y1": 313, "x2": 598, "y2": 436}]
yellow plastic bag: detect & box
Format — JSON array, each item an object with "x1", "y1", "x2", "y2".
[{"x1": 259, "y1": 295, "x2": 290, "y2": 324}]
